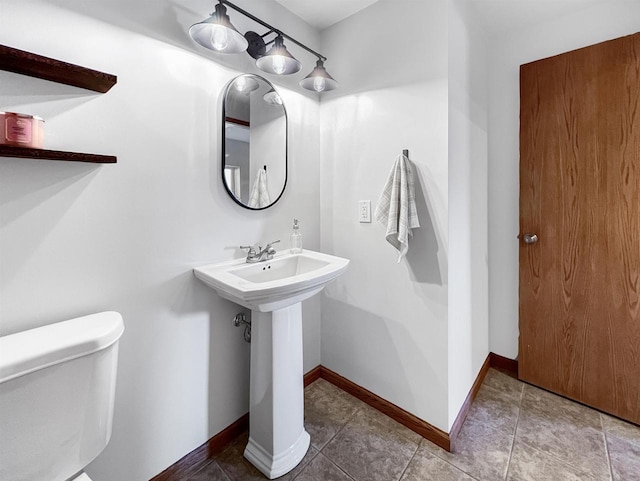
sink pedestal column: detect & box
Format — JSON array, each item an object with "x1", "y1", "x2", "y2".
[{"x1": 244, "y1": 303, "x2": 310, "y2": 479}]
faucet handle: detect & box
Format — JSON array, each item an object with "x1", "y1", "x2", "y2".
[
  {"x1": 240, "y1": 245, "x2": 257, "y2": 255},
  {"x1": 265, "y1": 240, "x2": 280, "y2": 257}
]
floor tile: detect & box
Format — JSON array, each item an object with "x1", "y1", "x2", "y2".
[
  {"x1": 304, "y1": 380, "x2": 362, "y2": 449},
  {"x1": 173, "y1": 375, "x2": 640, "y2": 481},
  {"x1": 310, "y1": 379, "x2": 364, "y2": 404},
  {"x1": 293, "y1": 453, "x2": 354, "y2": 481},
  {"x1": 422, "y1": 416, "x2": 512, "y2": 481},
  {"x1": 601, "y1": 413, "x2": 640, "y2": 447},
  {"x1": 216, "y1": 432, "x2": 317, "y2": 481},
  {"x1": 186, "y1": 460, "x2": 231, "y2": 481},
  {"x1": 466, "y1": 382, "x2": 521, "y2": 436},
  {"x1": 607, "y1": 433, "x2": 640, "y2": 481},
  {"x1": 215, "y1": 432, "x2": 267, "y2": 481},
  {"x1": 357, "y1": 403, "x2": 423, "y2": 444},
  {"x1": 482, "y1": 369, "x2": 524, "y2": 404},
  {"x1": 305, "y1": 378, "x2": 332, "y2": 399},
  {"x1": 400, "y1": 444, "x2": 477, "y2": 481},
  {"x1": 506, "y1": 440, "x2": 603, "y2": 481},
  {"x1": 515, "y1": 384, "x2": 610, "y2": 478},
  {"x1": 520, "y1": 384, "x2": 602, "y2": 429},
  {"x1": 322, "y1": 408, "x2": 419, "y2": 481}
]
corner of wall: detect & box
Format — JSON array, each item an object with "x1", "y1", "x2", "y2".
[{"x1": 446, "y1": 0, "x2": 490, "y2": 430}]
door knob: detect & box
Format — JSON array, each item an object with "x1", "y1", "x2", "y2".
[{"x1": 523, "y1": 233, "x2": 538, "y2": 244}]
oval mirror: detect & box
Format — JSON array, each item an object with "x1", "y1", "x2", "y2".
[{"x1": 222, "y1": 74, "x2": 287, "y2": 210}]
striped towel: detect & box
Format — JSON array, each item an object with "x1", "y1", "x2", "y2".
[
  {"x1": 375, "y1": 154, "x2": 420, "y2": 262},
  {"x1": 248, "y1": 168, "x2": 271, "y2": 208}
]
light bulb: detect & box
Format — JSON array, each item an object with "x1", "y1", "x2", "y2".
[
  {"x1": 272, "y1": 56, "x2": 287, "y2": 75},
  {"x1": 210, "y1": 25, "x2": 229, "y2": 51},
  {"x1": 263, "y1": 90, "x2": 282, "y2": 105},
  {"x1": 235, "y1": 77, "x2": 247, "y2": 92},
  {"x1": 313, "y1": 77, "x2": 326, "y2": 92}
]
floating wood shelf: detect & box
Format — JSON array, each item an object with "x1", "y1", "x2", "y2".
[
  {"x1": 0, "y1": 44, "x2": 117, "y2": 93},
  {"x1": 0, "y1": 145, "x2": 116, "y2": 164},
  {"x1": 0, "y1": 45, "x2": 117, "y2": 163}
]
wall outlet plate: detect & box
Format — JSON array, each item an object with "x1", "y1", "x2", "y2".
[{"x1": 359, "y1": 200, "x2": 371, "y2": 223}]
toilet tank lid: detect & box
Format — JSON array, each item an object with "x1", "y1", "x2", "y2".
[{"x1": 0, "y1": 311, "x2": 124, "y2": 384}]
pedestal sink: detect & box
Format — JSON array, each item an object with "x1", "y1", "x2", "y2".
[{"x1": 194, "y1": 249, "x2": 349, "y2": 479}]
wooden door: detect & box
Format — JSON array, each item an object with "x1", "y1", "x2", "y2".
[{"x1": 519, "y1": 33, "x2": 640, "y2": 424}]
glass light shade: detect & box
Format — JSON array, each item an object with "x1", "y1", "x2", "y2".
[
  {"x1": 300, "y1": 59, "x2": 338, "y2": 92},
  {"x1": 233, "y1": 76, "x2": 259, "y2": 93},
  {"x1": 256, "y1": 35, "x2": 301, "y2": 75},
  {"x1": 263, "y1": 89, "x2": 283, "y2": 105},
  {"x1": 189, "y1": 3, "x2": 248, "y2": 53}
]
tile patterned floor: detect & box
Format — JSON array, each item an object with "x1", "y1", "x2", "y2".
[{"x1": 181, "y1": 369, "x2": 640, "y2": 481}]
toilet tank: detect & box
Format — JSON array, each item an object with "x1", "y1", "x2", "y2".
[{"x1": 0, "y1": 312, "x2": 124, "y2": 481}]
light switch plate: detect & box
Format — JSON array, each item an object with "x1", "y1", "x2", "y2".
[{"x1": 359, "y1": 200, "x2": 371, "y2": 223}]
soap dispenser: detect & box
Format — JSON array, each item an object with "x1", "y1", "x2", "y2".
[{"x1": 290, "y1": 219, "x2": 302, "y2": 254}]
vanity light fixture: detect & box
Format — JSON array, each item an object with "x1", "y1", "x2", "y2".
[{"x1": 189, "y1": 0, "x2": 338, "y2": 92}]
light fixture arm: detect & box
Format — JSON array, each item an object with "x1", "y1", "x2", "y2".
[{"x1": 220, "y1": 0, "x2": 327, "y2": 62}]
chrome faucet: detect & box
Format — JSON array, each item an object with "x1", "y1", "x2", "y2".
[{"x1": 240, "y1": 240, "x2": 280, "y2": 263}]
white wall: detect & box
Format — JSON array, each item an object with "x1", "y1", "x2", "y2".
[
  {"x1": 0, "y1": 1, "x2": 321, "y2": 480},
  {"x1": 447, "y1": 0, "x2": 489, "y2": 428},
  {"x1": 487, "y1": 0, "x2": 640, "y2": 358},
  {"x1": 319, "y1": 0, "x2": 451, "y2": 431}
]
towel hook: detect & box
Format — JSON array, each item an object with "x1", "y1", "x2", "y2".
[{"x1": 402, "y1": 149, "x2": 409, "y2": 157}]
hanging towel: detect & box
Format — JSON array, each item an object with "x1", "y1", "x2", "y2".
[
  {"x1": 248, "y1": 168, "x2": 271, "y2": 208},
  {"x1": 375, "y1": 153, "x2": 420, "y2": 262}
]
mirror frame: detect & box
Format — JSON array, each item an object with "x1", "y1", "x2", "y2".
[{"x1": 221, "y1": 74, "x2": 288, "y2": 210}]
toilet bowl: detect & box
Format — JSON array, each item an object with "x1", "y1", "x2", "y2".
[{"x1": 0, "y1": 311, "x2": 124, "y2": 481}]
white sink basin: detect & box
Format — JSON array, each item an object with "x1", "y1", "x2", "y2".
[{"x1": 194, "y1": 249, "x2": 349, "y2": 312}]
